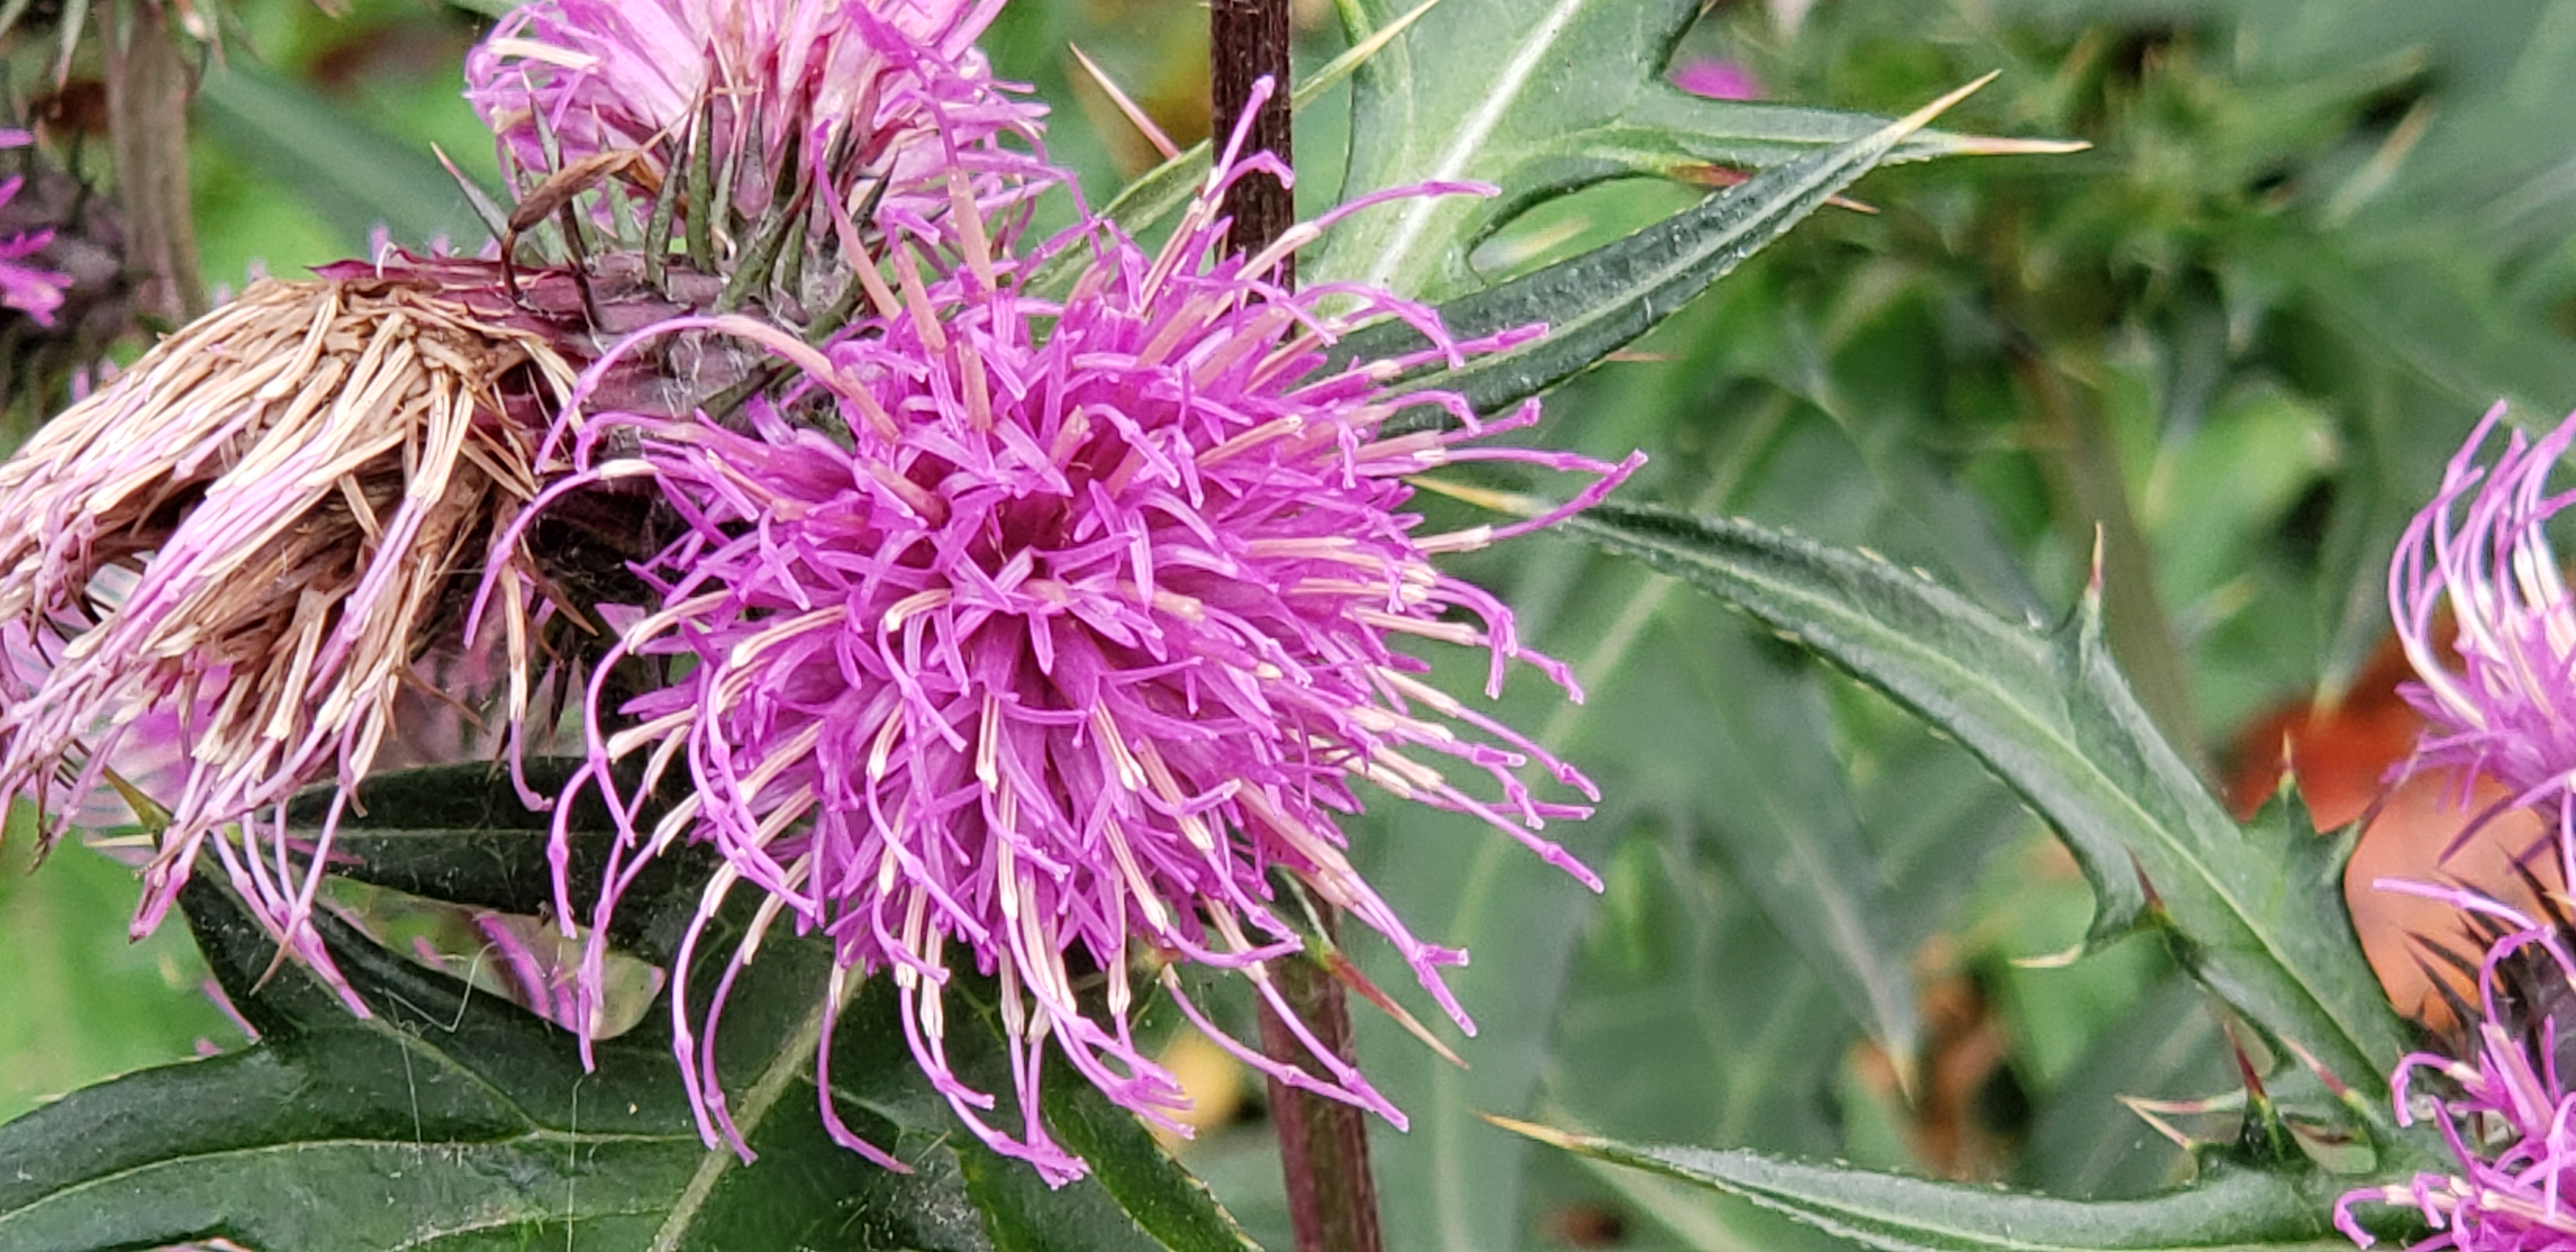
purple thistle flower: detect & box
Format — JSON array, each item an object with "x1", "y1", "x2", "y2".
[
  {"x1": 2332, "y1": 404, "x2": 2576, "y2": 1249},
  {"x1": 2389, "y1": 404, "x2": 2576, "y2": 884},
  {"x1": 506, "y1": 93, "x2": 1641, "y2": 1182},
  {"x1": 466, "y1": 0, "x2": 1048, "y2": 253},
  {"x1": 2338, "y1": 920, "x2": 2576, "y2": 1250},
  {"x1": 0, "y1": 128, "x2": 71, "y2": 328}
]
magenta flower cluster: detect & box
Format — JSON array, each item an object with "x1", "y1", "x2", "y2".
[{"x1": 2391, "y1": 404, "x2": 2576, "y2": 885}]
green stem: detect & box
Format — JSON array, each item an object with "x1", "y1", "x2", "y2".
[
  {"x1": 1978, "y1": 208, "x2": 2202, "y2": 767},
  {"x1": 2012, "y1": 345, "x2": 2205, "y2": 765}
]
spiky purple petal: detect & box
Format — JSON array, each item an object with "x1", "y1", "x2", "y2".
[
  {"x1": 0, "y1": 129, "x2": 70, "y2": 327},
  {"x1": 2390, "y1": 404, "x2": 2576, "y2": 883},
  {"x1": 512, "y1": 98, "x2": 1636, "y2": 1183}
]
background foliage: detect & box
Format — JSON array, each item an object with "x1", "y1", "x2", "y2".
[{"x1": 5, "y1": 0, "x2": 2575, "y2": 1247}]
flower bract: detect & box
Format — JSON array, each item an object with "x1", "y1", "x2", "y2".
[{"x1": 466, "y1": 0, "x2": 1048, "y2": 270}]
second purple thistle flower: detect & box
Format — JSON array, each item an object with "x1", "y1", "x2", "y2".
[
  {"x1": 2391, "y1": 404, "x2": 2576, "y2": 884},
  {"x1": 523, "y1": 134, "x2": 1641, "y2": 1180}
]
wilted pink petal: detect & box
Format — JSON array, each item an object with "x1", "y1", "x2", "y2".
[{"x1": 0, "y1": 277, "x2": 583, "y2": 1009}]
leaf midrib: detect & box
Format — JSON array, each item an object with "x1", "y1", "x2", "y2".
[
  {"x1": 1346, "y1": 0, "x2": 1596, "y2": 291},
  {"x1": 647, "y1": 983, "x2": 836, "y2": 1251},
  {"x1": 1418, "y1": 153, "x2": 1847, "y2": 395},
  {"x1": 1770, "y1": 551, "x2": 2347, "y2": 1069}
]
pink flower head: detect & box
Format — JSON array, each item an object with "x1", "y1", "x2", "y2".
[
  {"x1": 2338, "y1": 924, "x2": 2576, "y2": 1250},
  {"x1": 2390, "y1": 404, "x2": 2576, "y2": 880},
  {"x1": 465, "y1": 0, "x2": 1047, "y2": 251},
  {"x1": 512, "y1": 88, "x2": 1640, "y2": 1182},
  {"x1": 0, "y1": 128, "x2": 70, "y2": 326}
]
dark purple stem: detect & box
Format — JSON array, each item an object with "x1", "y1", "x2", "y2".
[
  {"x1": 1211, "y1": 0, "x2": 1296, "y2": 284},
  {"x1": 1255, "y1": 910, "x2": 1384, "y2": 1252},
  {"x1": 1210, "y1": 5, "x2": 1380, "y2": 1251}
]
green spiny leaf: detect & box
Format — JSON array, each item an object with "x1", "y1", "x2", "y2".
[
  {"x1": 1498, "y1": 1118, "x2": 2357, "y2": 1252},
  {"x1": 1307, "y1": 0, "x2": 2069, "y2": 300},
  {"x1": 1335, "y1": 78, "x2": 1988, "y2": 423},
  {"x1": 279, "y1": 758, "x2": 712, "y2": 959},
  {"x1": 1523, "y1": 499, "x2": 2411, "y2": 1109}
]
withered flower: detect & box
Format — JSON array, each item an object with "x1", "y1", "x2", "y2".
[{"x1": 0, "y1": 274, "x2": 579, "y2": 1007}]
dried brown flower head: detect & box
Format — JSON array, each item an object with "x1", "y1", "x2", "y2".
[{"x1": 0, "y1": 274, "x2": 578, "y2": 1004}]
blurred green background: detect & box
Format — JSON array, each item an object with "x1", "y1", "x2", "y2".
[{"x1": 6, "y1": 0, "x2": 2575, "y2": 1247}]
